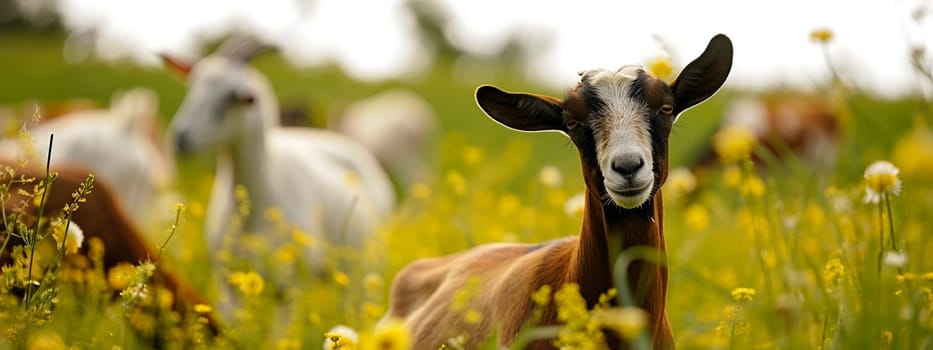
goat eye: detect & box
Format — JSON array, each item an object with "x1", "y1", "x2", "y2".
[
  {"x1": 565, "y1": 119, "x2": 580, "y2": 130},
  {"x1": 660, "y1": 104, "x2": 674, "y2": 115},
  {"x1": 237, "y1": 92, "x2": 256, "y2": 105}
]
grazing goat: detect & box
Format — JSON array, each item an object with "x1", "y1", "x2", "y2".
[
  {"x1": 694, "y1": 94, "x2": 840, "y2": 168},
  {"x1": 384, "y1": 35, "x2": 733, "y2": 349},
  {"x1": 0, "y1": 88, "x2": 175, "y2": 224},
  {"x1": 163, "y1": 38, "x2": 395, "y2": 316},
  {"x1": 0, "y1": 160, "x2": 218, "y2": 333},
  {"x1": 332, "y1": 89, "x2": 438, "y2": 190}
]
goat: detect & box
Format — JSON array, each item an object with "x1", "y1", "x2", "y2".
[
  {"x1": 693, "y1": 93, "x2": 840, "y2": 169},
  {"x1": 162, "y1": 38, "x2": 396, "y2": 317},
  {"x1": 383, "y1": 34, "x2": 733, "y2": 349},
  {"x1": 0, "y1": 88, "x2": 175, "y2": 225},
  {"x1": 331, "y1": 88, "x2": 438, "y2": 190},
  {"x1": 0, "y1": 160, "x2": 218, "y2": 333}
]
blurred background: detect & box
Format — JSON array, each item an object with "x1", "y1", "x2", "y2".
[
  {"x1": 2, "y1": 0, "x2": 933, "y2": 164},
  {"x1": 3, "y1": 0, "x2": 932, "y2": 180}
]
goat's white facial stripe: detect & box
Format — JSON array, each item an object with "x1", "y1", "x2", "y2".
[{"x1": 581, "y1": 65, "x2": 655, "y2": 208}]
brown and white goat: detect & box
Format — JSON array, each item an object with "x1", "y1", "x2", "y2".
[
  {"x1": 383, "y1": 35, "x2": 733, "y2": 349},
  {"x1": 0, "y1": 161, "x2": 218, "y2": 332}
]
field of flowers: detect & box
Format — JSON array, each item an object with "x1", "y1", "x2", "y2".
[{"x1": 2, "y1": 29, "x2": 933, "y2": 349}]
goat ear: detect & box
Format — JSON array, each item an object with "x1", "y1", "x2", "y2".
[
  {"x1": 160, "y1": 54, "x2": 193, "y2": 77},
  {"x1": 475, "y1": 85, "x2": 566, "y2": 133},
  {"x1": 670, "y1": 34, "x2": 733, "y2": 119}
]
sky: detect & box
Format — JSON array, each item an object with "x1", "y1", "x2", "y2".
[{"x1": 49, "y1": 0, "x2": 933, "y2": 98}]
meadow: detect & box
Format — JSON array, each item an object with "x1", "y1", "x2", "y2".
[{"x1": 2, "y1": 28, "x2": 933, "y2": 349}]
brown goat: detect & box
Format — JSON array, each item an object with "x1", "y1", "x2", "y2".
[
  {"x1": 0, "y1": 160, "x2": 218, "y2": 333},
  {"x1": 694, "y1": 93, "x2": 840, "y2": 168},
  {"x1": 384, "y1": 35, "x2": 733, "y2": 349}
]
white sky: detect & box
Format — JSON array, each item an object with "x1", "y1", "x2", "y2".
[{"x1": 53, "y1": 0, "x2": 933, "y2": 98}]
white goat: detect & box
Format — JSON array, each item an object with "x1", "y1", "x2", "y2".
[
  {"x1": 163, "y1": 39, "x2": 395, "y2": 282},
  {"x1": 0, "y1": 88, "x2": 173, "y2": 224},
  {"x1": 331, "y1": 89, "x2": 438, "y2": 189}
]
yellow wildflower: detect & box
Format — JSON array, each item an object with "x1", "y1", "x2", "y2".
[
  {"x1": 276, "y1": 338, "x2": 301, "y2": 350},
  {"x1": 553, "y1": 283, "x2": 606, "y2": 349},
  {"x1": 731, "y1": 287, "x2": 756, "y2": 303},
  {"x1": 324, "y1": 325, "x2": 358, "y2": 350},
  {"x1": 292, "y1": 229, "x2": 313, "y2": 247},
  {"x1": 722, "y1": 165, "x2": 742, "y2": 188},
  {"x1": 88, "y1": 236, "x2": 105, "y2": 262},
  {"x1": 194, "y1": 303, "x2": 213, "y2": 314},
  {"x1": 264, "y1": 207, "x2": 285, "y2": 222},
  {"x1": 805, "y1": 203, "x2": 826, "y2": 226},
  {"x1": 228, "y1": 271, "x2": 265, "y2": 296},
  {"x1": 189, "y1": 201, "x2": 205, "y2": 218},
  {"x1": 27, "y1": 332, "x2": 65, "y2": 350},
  {"x1": 684, "y1": 203, "x2": 710, "y2": 232},
  {"x1": 107, "y1": 262, "x2": 137, "y2": 291},
  {"x1": 333, "y1": 271, "x2": 350, "y2": 287},
  {"x1": 593, "y1": 307, "x2": 648, "y2": 340},
  {"x1": 715, "y1": 320, "x2": 728, "y2": 336},
  {"x1": 546, "y1": 189, "x2": 568, "y2": 208},
  {"x1": 275, "y1": 246, "x2": 296, "y2": 264},
  {"x1": 740, "y1": 175, "x2": 766, "y2": 198},
  {"x1": 462, "y1": 145, "x2": 484, "y2": 166},
  {"x1": 922, "y1": 272, "x2": 933, "y2": 281},
  {"x1": 598, "y1": 288, "x2": 618, "y2": 306},
  {"x1": 892, "y1": 123, "x2": 933, "y2": 178},
  {"x1": 809, "y1": 28, "x2": 834, "y2": 44},
  {"x1": 712, "y1": 124, "x2": 757, "y2": 164},
  {"x1": 364, "y1": 273, "x2": 383, "y2": 293},
  {"x1": 897, "y1": 273, "x2": 918, "y2": 282},
  {"x1": 823, "y1": 258, "x2": 845, "y2": 287},
  {"x1": 410, "y1": 182, "x2": 431, "y2": 199},
  {"x1": 532, "y1": 284, "x2": 552, "y2": 307},
  {"x1": 153, "y1": 286, "x2": 174, "y2": 309},
  {"x1": 497, "y1": 193, "x2": 521, "y2": 214},
  {"x1": 464, "y1": 309, "x2": 481, "y2": 324},
  {"x1": 862, "y1": 160, "x2": 902, "y2": 203},
  {"x1": 921, "y1": 288, "x2": 933, "y2": 309},
  {"x1": 362, "y1": 302, "x2": 385, "y2": 322},
  {"x1": 445, "y1": 170, "x2": 467, "y2": 196},
  {"x1": 51, "y1": 219, "x2": 84, "y2": 255},
  {"x1": 648, "y1": 56, "x2": 674, "y2": 82},
  {"x1": 234, "y1": 184, "x2": 250, "y2": 216},
  {"x1": 367, "y1": 318, "x2": 410, "y2": 350}
]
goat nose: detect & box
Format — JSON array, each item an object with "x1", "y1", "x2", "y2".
[{"x1": 611, "y1": 154, "x2": 645, "y2": 177}]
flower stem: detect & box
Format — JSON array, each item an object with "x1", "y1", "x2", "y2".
[
  {"x1": 820, "y1": 311, "x2": 830, "y2": 348},
  {"x1": 876, "y1": 199, "x2": 884, "y2": 278},
  {"x1": 24, "y1": 134, "x2": 54, "y2": 308},
  {"x1": 884, "y1": 193, "x2": 897, "y2": 251},
  {"x1": 729, "y1": 314, "x2": 737, "y2": 350}
]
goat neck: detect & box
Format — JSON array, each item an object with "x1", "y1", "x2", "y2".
[
  {"x1": 225, "y1": 101, "x2": 277, "y2": 233},
  {"x1": 568, "y1": 161, "x2": 671, "y2": 348}
]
